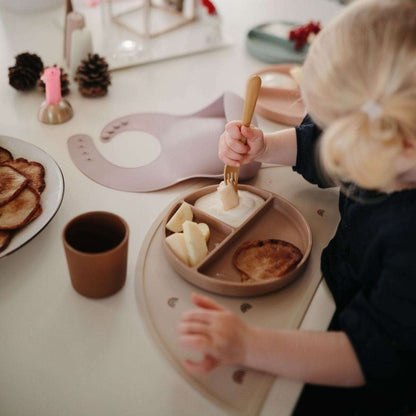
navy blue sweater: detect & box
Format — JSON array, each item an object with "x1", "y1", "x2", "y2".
[{"x1": 293, "y1": 115, "x2": 416, "y2": 414}]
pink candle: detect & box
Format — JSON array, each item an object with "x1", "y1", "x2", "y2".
[{"x1": 41, "y1": 67, "x2": 62, "y2": 105}]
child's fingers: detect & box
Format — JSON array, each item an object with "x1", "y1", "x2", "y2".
[
  {"x1": 226, "y1": 136, "x2": 250, "y2": 155},
  {"x1": 191, "y1": 293, "x2": 225, "y2": 311},
  {"x1": 225, "y1": 121, "x2": 243, "y2": 140},
  {"x1": 179, "y1": 334, "x2": 211, "y2": 353},
  {"x1": 241, "y1": 125, "x2": 261, "y2": 141},
  {"x1": 218, "y1": 136, "x2": 242, "y2": 166},
  {"x1": 221, "y1": 146, "x2": 245, "y2": 163},
  {"x1": 220, "y1": 156, "x2": 240, "y2": 167},
  {"x1": 183, "y1": 355, "x2": 218, "y2": 374},
  {"x1": 178, "y1": 321, "x2": 210, "y2": 335},
  {"x1": 241, "y1": 154, "x2": 257, "y2": 164},
  {"x1": 218, "y1": 145, "x2": 240, "y2": 166},
  {"x1": 182, "y1": 309, "x2": 215, "y2": 324}
]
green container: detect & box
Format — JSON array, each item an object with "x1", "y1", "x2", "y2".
[{"x1": 246, "y1": 21, "x2": 309, "y2": 64}]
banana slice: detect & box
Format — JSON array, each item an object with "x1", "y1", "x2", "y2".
[
  {"x1": 183, "y1": 220, "x2": 208, "y2": 267},
  {"x1": 217, "y1": 181, "x2": 239, "y2": 211},
  {"x1": 197, "y1": 223, "x2": 210, "y2": 242},
  {"x1": 166, "y1": 202, "x2": 193, "y2": 232},
  {"x1": 165, "y1": 233, "x2": 189, "y2": 265}
]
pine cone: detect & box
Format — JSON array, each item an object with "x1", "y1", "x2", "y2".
[
  {"x1": 15, "y1": 52, "x2": 44, "y2": 76},
  {"x1": 75, "y1": 53, "x2": 111, "y2": 98},
  {"x1": 8, "y1": 65, "x2": 39, "y2": 91},
  {"x1": 8, "y1": 52, "x2": 44, "y2": 91},
  {"x1": 38, "y1": 65, "x2": 70, "y2": 96}
]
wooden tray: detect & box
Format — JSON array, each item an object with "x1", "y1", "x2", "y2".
[{"x1": 163, "y1": 184, "x2": 312, "y2": 297}]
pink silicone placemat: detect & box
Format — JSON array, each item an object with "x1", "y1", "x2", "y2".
[{"x1": 135, "y1": 169, "x2": 340, "y2": 415}]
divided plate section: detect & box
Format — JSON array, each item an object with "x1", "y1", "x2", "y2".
[
  {"x1": 163, "y1": 201, "x2": 234, "y2": 276},
  {"x1": 164, "y1": 201, "x2": 234, "y2": 252},
  {"x1": 162, "y1": 185, "x2": 310, "y2": 296},
  {"x1": 183, "y1": 184, "x2": 271, "y2": 208},
  {"x1": 199, "y1": 196, "x2": 312, "y2": 295}
]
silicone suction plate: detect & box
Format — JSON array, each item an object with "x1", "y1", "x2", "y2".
[{"x1": 163, "y1": 184, "x2": 312, "y2": 297}]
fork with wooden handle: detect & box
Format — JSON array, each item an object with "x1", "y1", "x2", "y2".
[{"x1": 223, "y1": 75, "x2": 262, "y2": 191}]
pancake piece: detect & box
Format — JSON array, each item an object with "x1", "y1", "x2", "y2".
[
  {"x1": 0, "y1": 230, "x2": 11, "y2": 252},
  {"x1": 29, "y1": 205, "x2": 43, "y2": 221},
  {"x1": 3, "y1": 158, "x2": 45, "y2": 194},
  {"x1": 0, "y1": 165, "x2": 28, "y2": 206},
  {"x1": 0, "y1": 187, "x2": 40, "y2": 230},
  {"x1": 232, "y1": 239, "x2": 303, "y2": 281},
  {"x1": 0, "y1": 147, "x2": 46, "y2": 253},
  {"x1": 0, "y1": 147, "x2": 13, "y2": 164}
]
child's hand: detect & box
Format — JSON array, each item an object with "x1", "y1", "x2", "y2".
[
  {"x1": 218, "y1": 121, "x2": 265, "y2": 167},
  {"x1": 178, "y1": 293, "x2": 249, "y2": 374}
]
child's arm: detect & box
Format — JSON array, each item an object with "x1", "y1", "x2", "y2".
[
  {"x1": 179, "y1": 294, "x2": 365, "y2": 387},
  {"x1": 245, "y1": 327, "x2": 365, "y2": 387},
  {"x1": 218, "y1": 117, "x2": 333, "y2": 188},
  {"x1": 257, "y1": 128, "x2": 298, "y2": 165}
]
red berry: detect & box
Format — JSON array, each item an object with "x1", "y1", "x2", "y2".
[
  {"x1": 288, "y1": 20, "x2": 321, "y2": 50},
  {"x1": 201, "y1": 0, "x2": 216, "y2": 14}
]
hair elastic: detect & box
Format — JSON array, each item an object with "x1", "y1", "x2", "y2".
[{"x1": 360, "y1": 100, "x2": 383, "y2": 121}]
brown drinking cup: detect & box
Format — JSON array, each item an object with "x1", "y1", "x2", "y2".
[{"x1": 62, "y1": 211, "x2": 129, "y2": 298}]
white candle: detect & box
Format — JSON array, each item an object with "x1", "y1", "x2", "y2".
[
  {"x1": 70, "y1": 28, "x2": 93, "y2": 78},
  {"x1": 65, "y1": 12, "x2": 85, "y2": 67}
]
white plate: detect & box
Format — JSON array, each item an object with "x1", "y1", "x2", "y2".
[{"x1": 0, "y1": 135, "x2": 64, "y2": 258}]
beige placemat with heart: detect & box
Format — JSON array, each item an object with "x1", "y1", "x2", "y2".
[{"x1": 135, "y1": 168, "x2": 339, "y2": 416}]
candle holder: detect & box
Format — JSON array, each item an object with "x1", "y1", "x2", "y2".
[
  {"x1": 38, "y1": 99, "x2": 73, "y2": 124},
  {"x1": 108, "y1": 0, "x2": 196, "y2": 38},
  {"x1": 38, "y1": 67, "x2": 73, "y2": 124}
]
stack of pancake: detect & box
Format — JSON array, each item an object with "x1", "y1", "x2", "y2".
[{"x1": 0, "y1": 147, "x2": 45, "y2": 252}]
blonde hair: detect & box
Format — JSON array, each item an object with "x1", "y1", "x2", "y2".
[{"x1": 301, "y1": 0, "x2": 416, "y2": 192}]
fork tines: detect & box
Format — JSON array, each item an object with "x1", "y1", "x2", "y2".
[{"x1": 224, "y1": 166, "x2": 239, "y2": 191}]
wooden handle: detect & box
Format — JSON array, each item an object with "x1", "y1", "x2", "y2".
[
  {"x1": 240, "y1": 75, "x2": 261, "y2": 144},
  {"x1": 66, "y1": 0, "x2": 73, "y2": 14}
]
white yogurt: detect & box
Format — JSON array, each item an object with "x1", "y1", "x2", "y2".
[{"x1": 194, "y1": 190, "x2": 264, "y2": 227}]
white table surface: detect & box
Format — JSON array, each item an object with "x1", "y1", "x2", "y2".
[{"x1": 0, "y1": 1, "x2": 341, "y2": 415}]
